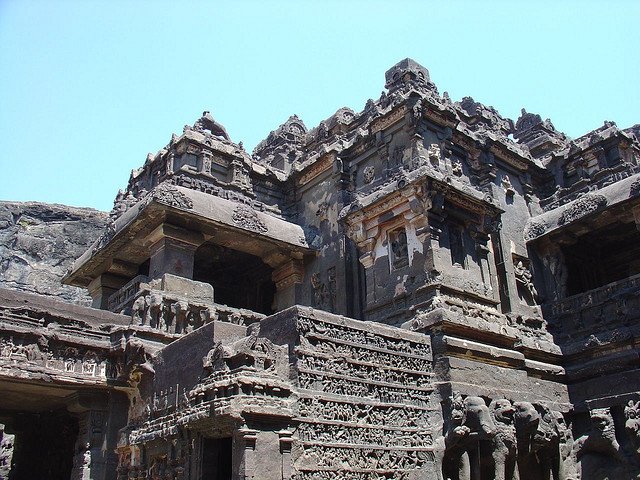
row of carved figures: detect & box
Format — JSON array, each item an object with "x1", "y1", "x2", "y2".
[
  {"x1": 436, "y1": 394, "x2": 640, "y2": 480},
  {"x1": 131, "y1": 293, "x2": 217, "y2": 334}
]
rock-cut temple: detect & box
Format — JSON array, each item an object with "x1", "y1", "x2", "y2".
[{"x1": 1, "y1": 59, "x2": 640, "y2": 479}]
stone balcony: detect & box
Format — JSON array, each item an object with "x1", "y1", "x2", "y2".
[{"x1": 544, "y1": 271, "x2": 640, "y2": 339}]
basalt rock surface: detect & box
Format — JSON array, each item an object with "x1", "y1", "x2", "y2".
[{"x1": 0, "y1": 201, "x2": 108, "y2": 305}]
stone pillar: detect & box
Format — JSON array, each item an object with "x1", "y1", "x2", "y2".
[
  {"x1": 67, "y1": 393, "x2": 110, "y2": 480},
  {"x1": 272, "y1": 258, "x2": 305, "y2": 311},
  {"x1": 88, "y1": 273, "x2": 129, "y2": 310},
  {"x1": 146, "y1": 223, "x2": 203, "y2": 280},
  {"x1": 236, "y1": 427, "x2": 258, "y2": 480},
  {"x1": 278, "y1": 429, "x2": 294, "y2": 480}
]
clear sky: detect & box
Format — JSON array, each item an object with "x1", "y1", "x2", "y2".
[{"x1": 1, "y1": 0, "x2": 638, "y2": 212}]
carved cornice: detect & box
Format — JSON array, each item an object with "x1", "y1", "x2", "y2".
[
  {"x1": 297, "y1": 153, "x2": 334, "y2": 187},
  {"x1": 370, "y1": 105, "x2": 407, "y2": 134}
]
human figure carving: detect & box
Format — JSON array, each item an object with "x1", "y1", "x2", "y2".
[
  {"x1": 514, "y1": 261, "x2": 539, "y2": 305},
  {"x1": 625, "y1": 400, "x2": 640, "y2": 457}
]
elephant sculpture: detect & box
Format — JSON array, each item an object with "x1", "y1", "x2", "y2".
[
  {"x1": 145, "y1": 293, "x2": 164, "y2": 329},
  {"x1": 486, "y1": 399, "x2": 518, "y2": 480},
  {"x1": 440, "y1": 394, "x2": 496, "y2": 480}
]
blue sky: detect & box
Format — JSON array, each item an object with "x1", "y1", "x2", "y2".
[{"x1": 1, "y1": 0, "x2": 638, "y2": 211}]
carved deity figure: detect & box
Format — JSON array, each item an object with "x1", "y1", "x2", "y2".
[
  {"x1": 625, "y1": 400, "x2": 640, "y2": 456},
  {"x1": 452, "y1": 159, "x2": 463, "y2": 177},
  {"x1": 428, "y1": 143, "x2": 441, "y2": 169},
  {"x1": 202, "y1": 342, "x2": 230, "y2": 376},
  {"x1": 390, "y1": 229, "x2": 409, "y2": 269},
  {"x1": 411, "y1": 98, "x2": 423, "y2": 125},
  {"x1": 363, "y1": 165, "x2": 375, "y2": 184},
  {"x1": 502, "y1": 175, "x2": 516, "y2": 196},
  {"x1": 0, "y1": 429, "x2": 15, "y2": 477},
  {"x1": 542, "y1": 246, "x2": 568, "y2": 301},
  {"x1": 311, "y1": 272, "x2": 329, "y2": 310},
  {"x1": 514, "y1": 261, "x2": 539, "y2": 305}
]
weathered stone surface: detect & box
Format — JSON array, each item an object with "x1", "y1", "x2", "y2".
[
  {"x1": 2, "y1": 58, "x2": 640, "y2": 479},
  {"x1": 0, "y1": 201, "x2": 108, "y2": 305}
]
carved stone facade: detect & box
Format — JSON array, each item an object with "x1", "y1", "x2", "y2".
[{"x1": 1, "y1": 59, "x2": 640, "y2": 478}]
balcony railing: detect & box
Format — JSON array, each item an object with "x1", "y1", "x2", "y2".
[
  {"x1": 108, "y1": 275, "x2": 149, "y2": 313},
  {"x1": 546, "y1": 272, "x2": 640, "y2": 335}
]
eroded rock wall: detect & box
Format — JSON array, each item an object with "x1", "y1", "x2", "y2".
[{"x1": 0, "y1": 201, "x2": 108, "y2": 305}]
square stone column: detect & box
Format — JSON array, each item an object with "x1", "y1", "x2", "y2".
[
  {"x1": 146, "y1": 223, "x2": 204, "y2": 280},
  {"x1": 88, "y1": 273, "x2": 129, "y2": 310},
  {"x1": 272, "y1": 259, "x2": 305, "y2": 311}
]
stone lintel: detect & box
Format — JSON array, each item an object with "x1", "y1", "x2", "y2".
[{"x1": 65, "y1": 391, "x2": 109, "y2": 413}]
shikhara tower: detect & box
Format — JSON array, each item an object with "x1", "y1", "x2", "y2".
[{"x1": 1, "y1": 58, "x2": 640, "y2": 479}]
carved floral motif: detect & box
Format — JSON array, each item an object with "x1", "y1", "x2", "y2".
[{"x1": 232, "y1": 204, "x2": 268, "y2": 233}]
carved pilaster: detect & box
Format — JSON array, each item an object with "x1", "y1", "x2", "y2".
[
  {"x1": 200, "y1": 150, "x2": 212, "y2": 175},
  {"x1": 237, "y1": 428, "x2": 258, "y2": 480},
  {"x1": 272, "y1": 259, "x2": 305, "y2": 310},
  {"x1": 278, "y1": 429, "x2": 294, "y2": 480}
]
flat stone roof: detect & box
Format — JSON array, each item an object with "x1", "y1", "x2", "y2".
[{"x1": 65, "y1": 184, "x2": 314, "y2": 287}]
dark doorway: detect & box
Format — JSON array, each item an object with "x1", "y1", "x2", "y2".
[
  {"x1": 1, "y1": 410, "x2": 78, "y2": 480},
  {"x1": 201, "y1": 437, "x2": 232, "y2": 480},
  {"x1": 193, "y1": 243, "x2": 276, "y2": 314}
]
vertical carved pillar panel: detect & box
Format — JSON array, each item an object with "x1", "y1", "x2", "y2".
[
  {"x1": 237, "y1": 428, "x2": 258, "y2": 480},
  {"x1": 278, "y1": 429, "x2": 294, "y2": 480},
  {"x1": 272, "y1": 258, "x2": 305, "y2": 311}
]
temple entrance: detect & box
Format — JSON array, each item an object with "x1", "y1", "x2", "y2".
[
  {"x1": 0, "y1": 410, "x2": 78, "y2": 480},
  {"x1": 201, "y1": 437, "x2": 232, "y2": 480},
  {"x1": 193, "y1": 243, "x2": 276, "y2": 315}
]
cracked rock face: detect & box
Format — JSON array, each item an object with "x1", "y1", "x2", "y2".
[{"x1": 0, "y1": 201, "x2": 108, "y2": 305}]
